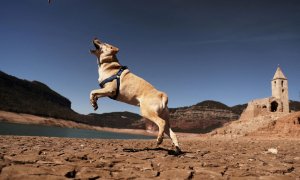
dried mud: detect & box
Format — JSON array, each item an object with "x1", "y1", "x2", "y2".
[{"x1": 0, "y1": 136, "x2": 299, "y2": 179}]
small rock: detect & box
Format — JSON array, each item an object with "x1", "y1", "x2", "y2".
[
  {"x1": 4, "y1": 155, "x2": 37, "y2": 164},
  {"x1": 293, "y1": 157, "x2": 300, "y2": 161},
  {"x1": 282, "y1": 159, "x2": 294, "y2": 164},
  {"x1": 185, "y1": 153, "x2": 197, "y2": 159},
  {"x1": 267, "y1": 148, "x2": 278, "y2": 154}
]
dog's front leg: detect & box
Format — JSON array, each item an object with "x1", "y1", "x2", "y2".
[{"x1": 90, "y1": 88, "x2": 115, "y2": 110}]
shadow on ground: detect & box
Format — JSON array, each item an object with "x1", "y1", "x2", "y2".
[{"x1": 122, "y1": 147, "x2": 186, "y2": 156}]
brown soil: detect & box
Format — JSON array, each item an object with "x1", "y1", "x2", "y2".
[
  {"x1": 253, "y1": 111, "x2": 300, "y2": 137},
  {"x1": 0, "y1": 136, "x2": 299, "y2": 179},
  {"x1": 211, "y1": 111, "x2": 300, "y2": 138}
]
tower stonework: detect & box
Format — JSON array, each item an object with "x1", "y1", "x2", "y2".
[{"x1": 271, "y1": 67, "x2": 289, "y2": 113}]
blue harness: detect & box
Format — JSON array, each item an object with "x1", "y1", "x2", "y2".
[{"x1": 99, "y1": 66, "x2": 128, "y2": 100}]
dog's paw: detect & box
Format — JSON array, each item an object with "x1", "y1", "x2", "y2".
[
  {"x1": 156, "y1": 136, "x2": 164, "y2": 146},
  {"x1": 91, "y1": 102, "x2": 98, "y2": 111},
  {"x1": 90, "y1": 99, "x2": 98, "y2": 111},
  {"x1": 175, "y1": 146, "x2": 183, "y2": 155},
  {"x1": 93, "y1": 104, "x2": 98, "y2": 111}
]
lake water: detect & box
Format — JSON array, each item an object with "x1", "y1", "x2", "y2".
[{"x1": 0, "y1": 121, "x2": 154, "y2": 139}]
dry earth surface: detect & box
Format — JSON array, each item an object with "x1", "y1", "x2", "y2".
[
  {"x1": 0, "y1": 136, "x2": 299, "y2": 179},
  {"x1": 211, "y1": 111, "x2": 300, "y2": 138}
]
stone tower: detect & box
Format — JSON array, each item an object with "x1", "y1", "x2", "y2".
[{"x1": 271, "y1": 66, "x2": 289, "y2": 113}]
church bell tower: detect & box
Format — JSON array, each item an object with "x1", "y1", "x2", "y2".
[{"x1": 271, "y1": 66, "x2": 289, "y2": 113}]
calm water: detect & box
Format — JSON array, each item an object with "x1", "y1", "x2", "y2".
[{"x1": 0, "y1": 121, "x2": 153, "y2": 139}]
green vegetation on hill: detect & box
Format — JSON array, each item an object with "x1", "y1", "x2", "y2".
[
  {"x1": 195, "y1": 100, "x2": 231, "y2": 110},
  {"x1": 170, "y1": 100, "x2": 247, "y2": 115},
  {"x1": 169, "y1": 100, "x2": 232, "y2": 113},
  {"x1": 231, "y1": 104, "x2": 248, "y2": 115}
]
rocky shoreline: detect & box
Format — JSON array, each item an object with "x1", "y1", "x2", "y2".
[
  {"x1": 0, "y1": 110, "x2": 154, "y2": 137},
  {"x1": 1, "y1": 135, "x2": 299, "y2": 179}
]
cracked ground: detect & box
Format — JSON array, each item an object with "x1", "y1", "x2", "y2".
[{"x1": 0, "y1": 136, "x2": 299, "y2": 179}]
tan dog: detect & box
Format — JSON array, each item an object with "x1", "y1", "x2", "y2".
[{"x1": 89, "y1": 38, "x2": 181, "y2": 153}]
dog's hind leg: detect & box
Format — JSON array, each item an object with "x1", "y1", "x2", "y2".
[
  {"x1": 160, "y1": 108, "x2": 181, "y2": 153},
  {"x1": 140, "y1": 103, "x2": 166, "y2": 146},
  {"x1": 148, "y1": 115, "x2": 166, "y2": 146}
]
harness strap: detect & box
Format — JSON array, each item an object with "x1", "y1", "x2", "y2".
[{"x1": 99, "y1": 66, "x2": 128, "y2": 100}]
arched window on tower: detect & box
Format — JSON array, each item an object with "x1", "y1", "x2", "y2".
[
  {"x1": 281, "y1": 81, "x2": 284, "y2": 87},
  {"x1": 274, "y1": 81, "x2": 276, "y2": 87}
]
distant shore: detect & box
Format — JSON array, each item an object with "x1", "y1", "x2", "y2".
[
  {"x1": 0, "y1": 110, "x2": 155, "y2": 136},
  {"x1": 0, "y1": 110, "x2": 200, "y2": 138}
]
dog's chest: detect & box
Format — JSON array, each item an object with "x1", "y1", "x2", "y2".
[
  {"x1": 97, "y1": 69, "x2": 113, "y2": 84},
  {"x1": 97, "y1": 68, "x2": 103, "y2": 83}
]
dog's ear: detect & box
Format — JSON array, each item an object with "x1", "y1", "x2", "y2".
[
  {"x1": 90, "y1": 50, "x2": 97, "y2": 55},
  {"x1": 90, "y1": 49, "x2": 99, "y2": 56},
  {"x1": 90, "y1": 49, "x2": 101, "y2": 57}
]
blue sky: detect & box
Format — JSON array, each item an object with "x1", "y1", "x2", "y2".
[{"x1": 1, "y1": 0, "x2": 300, "y2": 115}]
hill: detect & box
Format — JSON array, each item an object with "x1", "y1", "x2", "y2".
[
  {"x1": 145, "y1": 100, "x2": 241, "y2": 133},
  {"x1": 0, "y1": 71, "x2": 79, "y2": 120}
]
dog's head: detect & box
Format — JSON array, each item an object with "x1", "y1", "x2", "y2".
[{"x1": 90, "y1": 38, "x2": 119, "y2": 61}]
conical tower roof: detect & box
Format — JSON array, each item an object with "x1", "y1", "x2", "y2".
[{"x1": 273, "y1": 66, "x2": 287, "y2": 80}]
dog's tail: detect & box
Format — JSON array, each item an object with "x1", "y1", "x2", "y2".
[{"x1": 161, "y1": 92, "x2": 168, "y2": 110}]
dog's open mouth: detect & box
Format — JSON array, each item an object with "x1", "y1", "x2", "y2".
[{"x1": 93, "y1": 39, "x2": 101, "y2": 50}]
